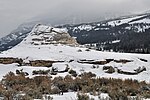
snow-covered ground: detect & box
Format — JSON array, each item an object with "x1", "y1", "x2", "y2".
[
  {"x1": 0, "y1": 24, "x2": 150, "y2": 83},
  {"x1": 107, "y1": 15, "x2": 148, "y2": 26},
  {"x1": 42, "y1": 92, "x2": 150, "y2": 100},
  {"x1": 42, "y1": 92, "x2": 109, "y2": 100}
]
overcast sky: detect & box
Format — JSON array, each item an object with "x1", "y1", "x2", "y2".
[{"x1": 0, "y1": 0, "x2": 150, "y2": 38}]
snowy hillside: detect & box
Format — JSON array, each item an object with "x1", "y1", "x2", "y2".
[
  {"x1": 0, "y1": 24, "x2": 150, "y2": 83},
  {"x1": 68, "y1": 14, "x2": 150, "y2": 33},
  {"x1": 0, "y1": 23, "x2": 33, "y2": 51},
  {"x1": 64, "y1": 13, "x2": 150, "y2": 53},
  {"x1": 1, "y1": 12, "x2": 150, "y2": 53}
]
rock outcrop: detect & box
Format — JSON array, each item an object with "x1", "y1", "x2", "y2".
[{"x1": 28, "y1": 24, "x2": 78, "y2": 45}]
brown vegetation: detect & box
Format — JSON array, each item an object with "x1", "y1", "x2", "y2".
[
  {"x1": 32, "y1": 70, "x2": 50, "y2": 75},
  {"x1": 0, "y1": 71, "x2": 149, "y2": 99}
]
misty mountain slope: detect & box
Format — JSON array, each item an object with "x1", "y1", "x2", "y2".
[
  {"x1": 0, "y1": 23, "x2": 34, "y2": 51},
  {"x1": 0, "y1": 11, "x2": 128, "y2": 52},
  {"x1": 64, "y1": 13, "x2": 150, "y2": 53},
  {"x1": 0, "y1": 24, "x2": 150, "y2": 82},
  {"x1": 1, "y1": 13, "x2": 150, "y2": 53}
]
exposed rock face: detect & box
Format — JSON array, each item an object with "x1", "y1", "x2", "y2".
[
  {"x1": 103, "y1": 66, "x2": 115, "y2": 74},
  {"x1": 27, "y1": 24, "x2": 78, "y2": 46},
  {"x1": 117, "y1": 66, "x2": 146, "y2": 75},
  {"x1": 0, "y1": 57, "x2": 23, "y2": 64},
  {"x1": 78, "y1": 59, "x2": 108, "y2": 65},
  {"x1": 24, "y1": 60, "x2": 64, "y2": 67},
  {"x1": 29, "y1": 60, "x2": 55, "y2": 67},
  {"x1": 53, "y1": 32, "x2": 77, "y2": 45},
  {"x1": 77, "y1": 59, "x2": 133, "y2": 65},
  {"x1": 114, "y1": 59, "x2": 133, "y2": 64}
]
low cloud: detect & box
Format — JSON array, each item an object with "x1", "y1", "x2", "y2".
[{"x1": 0, "y1": 0, "x2": 150, "y2": 37}]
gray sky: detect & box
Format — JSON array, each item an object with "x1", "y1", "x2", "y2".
[{"x1": 0, "y1": 0, "x2": 150, "y2": 38}]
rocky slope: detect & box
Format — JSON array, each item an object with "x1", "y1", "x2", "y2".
[{"x1": 24, "y1": 24, "x2": 78, "y2": 45}]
